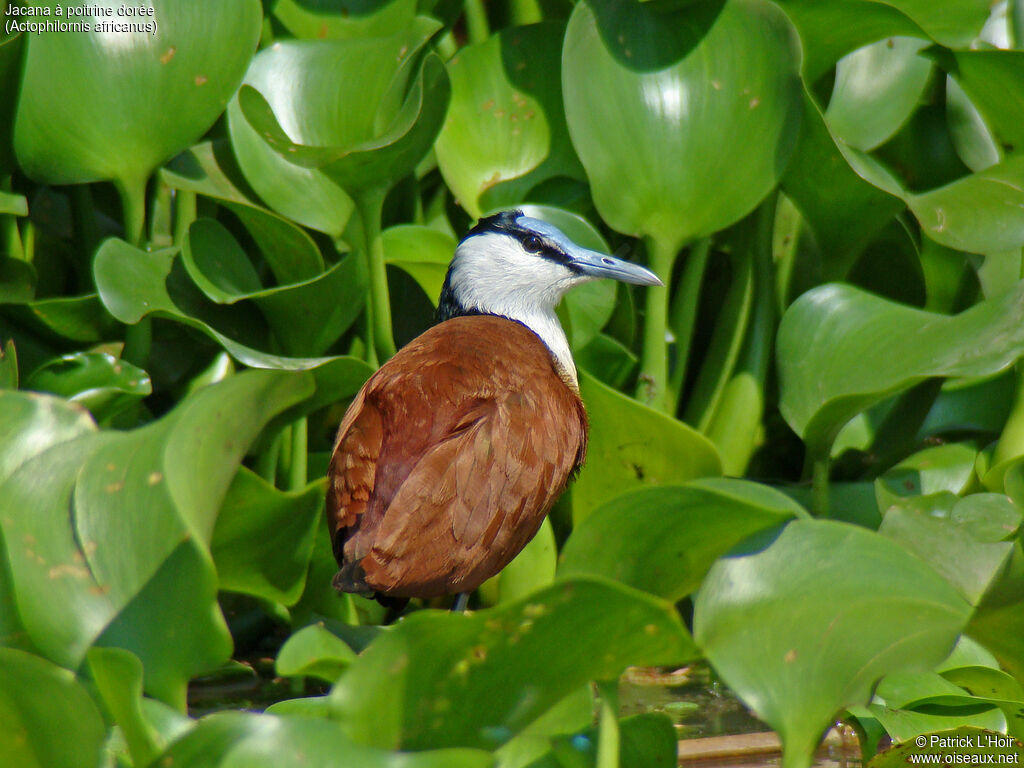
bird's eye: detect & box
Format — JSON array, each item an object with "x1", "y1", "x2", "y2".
[{"x1": 522, "y1": 235, "x2": 544, "y2": 253}]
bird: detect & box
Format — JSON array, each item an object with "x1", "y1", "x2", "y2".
[{"x1": 326, "y1": 209, "x2": 662, "y2": 607}]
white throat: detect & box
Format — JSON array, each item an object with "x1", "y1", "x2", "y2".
[{"x1": 444, "y1": 232, "x2": 587, "y2": 390}]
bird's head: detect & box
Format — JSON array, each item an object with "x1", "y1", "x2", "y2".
[{"x1": 438, "y1": 210, "x2": 663, "y2": 323}]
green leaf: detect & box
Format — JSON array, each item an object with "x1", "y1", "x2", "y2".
[
  {"x1": 967, "y1": 540, "x2": 1024, "y2": 681},
  {"x1": 874, "y1": 442, "x2": 979, "y2": 507},
  {"x1": 239, "y1": 49, "x2": 451, "y2": 197},
  {"x1": 210, "y1": 468, "x2": 323, "y2": 605},
  {"x1": 867, "y1": 727, "x2": 1023, "y2": 768},
  {"x1": 879, "y1": 494, "x2": 1020, "y2": 605},
  {"x1": 3, "y1": 294, "x2": 119, "y2": 342},
  {"x1": 0, "y1": 189, "x2": 27, "y2": 217},
  {"x1": 24, "y1": 351, "x2": 151, "y2": 423},
  {"x1": 14, "y1": 1, "x2": 261, "y2": 189},
  {"x1": 563, "y1": 0, "x2": 802, "y2": 250},
  {"x1": 0, "y1": 389, "x2": 94, "y2": 485},
  {"x1": 0, "y1": 32, "x2": 24, "y2": 175},
  {"x1": 778, "y1": 282, "x2": 1024, "y2": 459},
  {"x1": 572, "y1": 370, "x2": 721, "y2": 523},
  {"x1": 559, "y1": 479, "x2": 806, "y2": 601},
  {"x1": 781, "y1": 91, "x2": 904, "y2": 273},
  {"x1": 436, "y1": 22, "x2": 584, "y2": 219},
  {"x1": 183, "y1": 218, "x2": 263, "y2": 302},
  {"x1": 275, "y1": 623, "x2": 357, "y2": 683},
  {"x1": 0, "y1": 648, "x2": 105, "y2": 768},
  {"x1": 329, "y1": 577, "x2": 697, "y2": 750},
  {"x1": 775, "y1": 0, "x2": 989, "y2": 81},
  {"x1": 482, "y1": 517, "x2": 557, "y2": 606},
  {"x1": 825, "y1": 37, "x2": 932, "y2": 152},
  {"x1": 93, "y1": 239, "x2": 373, "y2": 396},
  {"x1": 0, "y1": 338, "x2": 15, "y2": 389},
  {"x1": 87, "y1": 647, "x2": 162, "y2": 767},
  {"x1": 695, "y1": 519, "x2": 971, "y2": 768},
  {"x1": 381, "y1": 224, "x2": 455, "y2": 306},
  {"x1": 272, "y1": 0, "x2": 419, "y2": 40},
  {"x1": 929, "y1": 47, "x2": 1024, "y2": 160},
  {"x1": 0, "y1": 372, "x2": 313, "y2": 707},
  {"x1": 157, "y1": 711, "x2": 493, "y2": 768}
]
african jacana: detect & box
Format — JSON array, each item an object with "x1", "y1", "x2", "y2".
[{"x1": 327, "y1": 210, "x2": 662, "y2": 605}]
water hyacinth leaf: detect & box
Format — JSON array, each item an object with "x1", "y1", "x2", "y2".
[
  {"x1": 563, "y1": 0, "x2": 802, "y2": 250},
  {"x1": 878, "y1": 494, "x2": 1019, "y2": 605},
  {"x1": 0, "y1": 389, "x2": 95, "y2": 484},
  {"x1": 778, "y1": 282, "x2": 1024, "y2": 459},
  {"x1": 0, "y1": 32, "x2": 24, "y2": 175},
  {"x1": 967, "y1": 540, "x2": 1024, "y2": 682},
  {"x1": 231, "y1": 18, "x2": 441, "y2": 216},
  {"x1": 275, "y1": 624, "x2": 357, "y2": 683},
  {"x1": 908, "y1": 155, "x2": 1024, "y2": 253},
  {"x1": 946, "y1": 76, "x2": 1001, "y2": 173},
  {"x1": 572, "y1": 370, "x2": 721, "y2": 523},
  {"x1": 157, "y1": 711, "x2": 493, "y2": 768},
  {"x1": 93, "y1": 239, "x2": 374, "y2": 396},
  {"x1": 14, "y1": 1, "x2": 261, "y2": 189},
  {"x1": 183, "y1": 218, "x2": 263, "y2": 303},
  {"x1": 329, "y1": 577, "x2": 696, "y2": 750},
  {"x1": 0, "y1": 190, "x2": 27, "y2": 217},
  {"x1": 272, "y1": 0, "x2": 419, "y2": 40},
  {"x1": 694, "y1": 519, "x2": 971, "y2": 768},
  {"x1": 0, "y1": 648, "x2": 105, "y2": 768},
  {"x1": 874, "y1": 442, "x2": 979, "y2": 507},
  {"x1": 381, "y1": 224, "x2": 455, "y2": 306},
  {"x1": 3, "y1": 294, "x2": 119, "y2": 343},
  {"x1": 0, "y1": 372, "x2": 312, "y2": 706},
  {"x1": 825, "y1": 37, "x2": 932, "y2": 152},
  {"x1": 782, "y1": 92, "x2": 904, "y2": 274},
  {"x1": 24, "y1": 351, "x2": 151, "y2": 423},
  {"x1": 559, "y1": 479, "x2": 806, "y2": 601},
  {"x1": 239, "y1": 50, "x2": 450, "y2": 196},
  {"x1": 483, "y1": 517, "x2": 557, "y2": 605},
  {"x1": 928, "y1": 47, "x2": 1024, "y2": 160},
  {"x1": 435, "y1": 22, "x2": 584, "y2": 219},
  {"x1": 775, "y1": 0, "x2": 989, "y2": 82},
  {"x1": 867, "y1": 727, "x2": 1023, "y2": 768},
  {"x1": 87, "y1": 647, "x2": 162, "y2": 767},
  {"x1": 210, "y1": 468, "x2": 323, "y2": 605},
  {"x1": 0, "y1": 338, "x2": 16, "y2": 389}
]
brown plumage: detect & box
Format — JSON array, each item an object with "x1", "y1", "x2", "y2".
[{"x1": 327, "y1": 315, "x2": 587, "y2": 599}]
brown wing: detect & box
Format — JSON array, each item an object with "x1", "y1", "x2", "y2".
[{"x1": 326, "y1": 315, "x2": 587, "y2": 599}]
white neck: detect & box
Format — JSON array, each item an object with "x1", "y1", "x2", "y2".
[{"x1": 505, "y1": 307, "x2": 577, "y2": 391}]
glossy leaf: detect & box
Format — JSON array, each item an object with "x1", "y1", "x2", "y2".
[
  {"x1": 93, "y1": 239, "x2": 373, "y2": 397},
  {"x1": 0, "y1": 372, "x2": 313, "y2": 707},
  {"x1": 775, "y1": 0, "x2": 990, "y2": 81},
  {"x1": 0, "y1": 648, "x2": 105, "y2": 768},
  {"x1": 825, "y1": 37, "x2": 932, "y2": 152},
  {"x1": 0, "y1": 32, "x2": 24, "y2": 175},
  {"x1": 24, "y1": 351, "x2": 151, "y2": 423},
  {"x1": 572, "y1": 370, "x2": 721, "y2": 522},
  {"x1": 381, "y1": 224, "x2": 455, "y2": 305},
  {"x1": 0, "y1": 338, "x2": 15, "y2": 389},
  {"x1": 559, "y1": 479, "x2": 806, "y2": 601},
  {"x1": 14, "y1": 1, "x2": 261, "y2": 189},
  {"x1": 0, "y1": 389, "x2": 95, "y2": 484},
  {"x1": 563, "y1": 0, "x2": 802, "y2": 250},
  {"x1": 210, "y1": 468, "x2": 323, "y2": 605},
  {"x1": 157, "y1": 711, "x2": 493, "y2": 768},
  {"x1": 329, "y1": 577, "x2": 697, "y2": 750},
  {"x1": 778, "y1": 282, "x2": 1024, "y2": 458},
  {"x1": 879, "y1": 494, "x2": 1020, "y2": 605},
  {"x1": 695, "y1": 520, "x2": 971, "y2": 768},
  {"x1": 87, "y1": 647, "x2": 162, "y2": 767},
  {"x1": 275, "y1": 623, "x2": 357, "y2": 683},
  {"x1": 272, "y1": 0, "x2": 419, "y2": 40},
  {"x1": 238, "y1": 49, "x2": 451, "y2": 196},
  {"x1": 436, "y1": 22, "x2": 584, "y2": 219}
]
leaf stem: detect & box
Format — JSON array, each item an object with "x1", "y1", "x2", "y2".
[
  {"x1": 667, "y1": 238, "x2": 710, "y2": 412},
  {"x1": 811, "y1": 455, "x2": 830, "y2": 517},
  {"x1": 355, "y1": 187, "x2": 396, "y2": 364},
  {"x1": 172, "y1": 188, "x2": 196, "y2": 246},
  {"x1": 510, "y1": 0, "x2": 542, "y2": 25},
  {"x1": 116, "y1": 175, "x2": 148, "y2": 249},
  {"x1": 463, "y1": 0, "x2": 489, "y2": 45},
  {"x1": 637, "y1": 236, "x2": 680, "y2": 412},
  {"x1": 288, "y1": 417, "x2": 308, "y2": 491},
  {"x1": 595, "y1": 680, "x2": 620, "y2": 768}
]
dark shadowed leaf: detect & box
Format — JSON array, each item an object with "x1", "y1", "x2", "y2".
[{"x1": 24, "y1": 351, "x2": 151, "y2": 423}]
